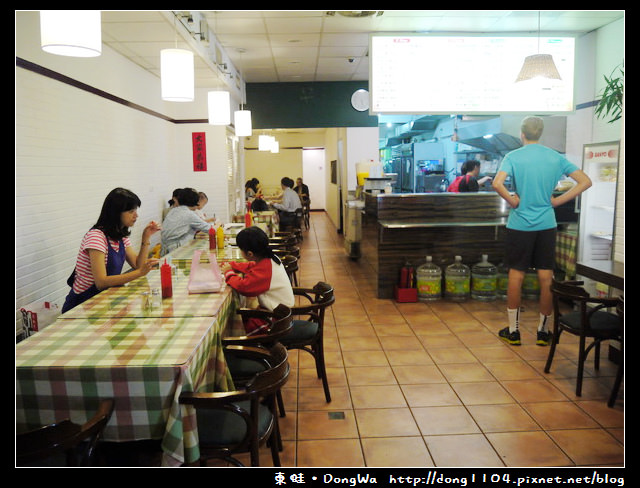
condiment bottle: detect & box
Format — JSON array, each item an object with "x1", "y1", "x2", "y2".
[
  {"x1": 216, "y1": 225, "x2": 224, "y2": 249},
  {"x1": 160, "y1": 259, "x2": 173, "y2": 298},
  {"x1": 245, "y1": 201, "x2": 253, "y2": 227},
  {"x1": 208, "y1": 226, "x2": 216, "y2": 250}
]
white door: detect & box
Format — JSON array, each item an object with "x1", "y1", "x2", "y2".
[{"x1": 302, "y1": 148, "x2": 326, "y2": 210}]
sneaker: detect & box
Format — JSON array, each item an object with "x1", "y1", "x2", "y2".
[
  {"x1": 536, "y1": 330, "x2": 552, "y2": 346},
  {"x1": 499, "y1": 327, "x2": 521, "y2": 345}
]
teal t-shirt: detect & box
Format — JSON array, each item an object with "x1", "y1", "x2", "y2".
[{"x1": 500, "y1": 144, "x2": 579, "y2": 231}]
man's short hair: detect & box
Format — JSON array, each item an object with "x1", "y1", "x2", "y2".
[{"x1": 521, "y1": 116, "x2": 544, "y2": 141}]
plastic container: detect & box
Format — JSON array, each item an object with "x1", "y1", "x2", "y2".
[
  {"x1": 216, "y1": 225, "x2": 225, "y2": 249},
  {"x1": 471, "y1": 255, "x2": 497, "y2": 301},
  {"x1": 416, "y1": 256, "x2": 442, "y2": 302},
  {"x1": 496, "y1": 263, "x2": 509, "y2": 300},
  {"x1": 444, "y1": 256, "x2": 470, "y2": 302},
  {"x1": 160, "y1": 259, "x2": 173, "y2": 298},
  {"x1": 522, "y1": 268, "x2": 540, "y2": 299},
  {"x1": 208, "y1": 226, "x2": 216, "y2": 250}
]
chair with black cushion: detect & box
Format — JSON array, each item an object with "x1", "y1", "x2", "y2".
[
  {"x1": 179, "y1": 343, "x2": 289, "y2": 467},
  {"x1": 608, "y1": 296, "x2": 624, "y2": 408},
  {"x1": 301, "y1": 196, "x2": 310, "y2": 230},
  {"x1": 16, "y1": 398, "x2": 115, "y2": 467},
  {"x1": 223, "y1": 304, "x2": 292, "y2": 418},
  {"x1": 544, "y1": 279, "x2": 623, "y2": 397},
  {"x1": 280, "y1": 282, "x2": 335, "y2": 403},
  {"x1": 281, "y1": 255, "x2": 299, "y2": 286}
]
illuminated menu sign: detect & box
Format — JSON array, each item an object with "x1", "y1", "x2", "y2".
[{"x1": 370, "y1": 35, "x2": 575, "y2": 114}]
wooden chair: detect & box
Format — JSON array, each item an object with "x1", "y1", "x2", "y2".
[
  {"x1": 179, "y1": 343, "x2": 289, "y2": 467},
  {"x1": 16, "y1": 398, "x2": 115, "y2": 467},
  {"x1": 223, "y1": 304, "x2": 292, "y2": 419},
  {"x1": 280, "y1": 282, "x2": 335, "y2": 403},
  {"x1": 301, "y1": 196, "x2": 310, "y2": 230},
  {"x1": 281, "y1": 255, "x2": 299, "y2": 286},
  {"x1": 544, "y1": 279, "x2": 622, "y2": 397},
  {"x1": 608, "y1": 296, "x2": 624, "y2": 407}
]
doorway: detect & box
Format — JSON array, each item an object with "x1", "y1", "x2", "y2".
[{"x1": 302, "y1": 148, "x2": 326, "y2": 210}]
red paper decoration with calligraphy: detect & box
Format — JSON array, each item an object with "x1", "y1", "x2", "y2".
[{"x1": 192, "y1": 132, "x2": 207, "y2": 171}]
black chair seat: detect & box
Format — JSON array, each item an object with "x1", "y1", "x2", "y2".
[
  {"x1": 196, "y1": 400, "x2": 273, "y2": 447},
  {"x1": 280, "y1": 319, "x2": 318, "y2": 345},
  {"x1": 559, "y1": 310, "x2": 620, "y2": 334}
]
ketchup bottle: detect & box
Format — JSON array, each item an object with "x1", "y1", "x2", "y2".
[
  {"x1": 245, "y1": 201, "x2": 253, "y2": 227},
  {"x1": 209, "y1": 226, "x2": 216, "y2": 250},
  {"x1": 160, "y1": 259, "x2": 173, "y2": 298}
]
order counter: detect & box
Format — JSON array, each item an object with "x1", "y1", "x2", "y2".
[{"x1": 362, "y1": 192, "x2": 510, "y2": 298}]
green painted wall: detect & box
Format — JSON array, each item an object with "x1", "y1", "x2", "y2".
[{"x1": 246, "y1": 81, "x2": 378, "y2": 129}]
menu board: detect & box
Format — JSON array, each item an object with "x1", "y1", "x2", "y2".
[{"x1": 370, "y1": 35, "x2": 575, "y2": 114}]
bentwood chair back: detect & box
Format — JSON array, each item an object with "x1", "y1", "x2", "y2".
[
  {"x1": 544, "y1": 279, "x2": 622, "y2": 398},
  {"x1": 16, "y1": 398, "x2": 115, "y2": 467},
  {"x1": 281, "y1": 255, "x2": 299, "y2": 286},
  {"x1": 179, "y1": 343, "x2": 289, "y2": 467},
  {"x1": 280, "y1": 282, "x2": 335, "y2": 403}
]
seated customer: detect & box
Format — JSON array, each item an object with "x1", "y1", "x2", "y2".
[
  {"x1": 62, "y1": 188, "x2": 160, "y2": 313},
  {"x1": 269, "y1": 177, "x2": 302, "y2": 229},
  {"x1": 161, "y1": 187, "x2": 212, "y2": 255},
  {"x1": 221, "y1": 226, "x2": 294, "y2": 335}
]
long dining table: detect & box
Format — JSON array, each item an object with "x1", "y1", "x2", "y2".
[{"x1": 16, "y1": 240, "x2": 245, "y2": 466}]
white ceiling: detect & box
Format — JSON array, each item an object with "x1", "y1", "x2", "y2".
[{"x1": 101, "y1": 10, "x2": 625, "y2": 87}]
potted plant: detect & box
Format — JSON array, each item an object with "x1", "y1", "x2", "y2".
[{"x1": 595, "y1": 64, "x2": 624, "y2": 124}]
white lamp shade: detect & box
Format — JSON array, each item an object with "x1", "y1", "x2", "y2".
[
  {"x1": 40, "y1": 10, "x2": 102, "y2": 57},
  {"x1": 234, "y1": 110, "x2": 252, "y2": 136},
  {"x1": 161, "y1": 49, "x2": 194, "y2": 102},
  {"x1": 208, "y1": 91, "x2": 231, "y2": 125},
  {"x1": 270, "y1": 139, "x2": 279, "y2": 153}
]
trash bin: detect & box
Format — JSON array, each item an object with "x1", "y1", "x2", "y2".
[{"x1": 344, "y1": 200, "x2": 364, "y2": 259}]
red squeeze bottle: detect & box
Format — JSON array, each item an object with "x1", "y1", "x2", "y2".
[
  {"x1": 245, "y1": 200, "x2": 252, "y2": 227},
  {"x1": 209, "y1": 226, "x2": 216, "y2": 250},
  {"x1": 161, "y1": 259, "x2": 173, "y2": 298}
]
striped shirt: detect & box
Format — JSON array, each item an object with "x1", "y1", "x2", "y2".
[{"x1": 71, "y1": 229, "x2": 131, "y2": 294}]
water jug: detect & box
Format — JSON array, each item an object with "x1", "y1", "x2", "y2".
[
  {"x1": 522, "y1": 268, "x2": 540, "y2": 299},
  {"x1": 445, "y1": 256, "x2": 470, "y2": 302},
  {"x1": 416, "y1": 256, "x2": 441, "y2": 302},
  {"x1": 496, "y1": 263, "x2": 508, "y2": 300},
  {"x1": 471, "y1": 255, "x2": 497, "y2": 301}
]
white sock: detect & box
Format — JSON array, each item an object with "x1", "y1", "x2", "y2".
[
  {"x1": 538, "y1": 313, "x2": 551, "y2": 333},
  {"x1": 507, "y1": 308, "x2": 520, "y2": 333}
]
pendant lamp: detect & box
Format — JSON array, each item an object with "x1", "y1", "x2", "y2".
[
  {"x1": 161, "y1": 49, "x2": 194, "y2": 102},
  {"x1": 270, "y1": 139, "x2": 279, "y2": 154},
  {"x1": 234, "y1": 109, "x2": 252, "y2": 136},
  {"x1": 208, "y1": 91, "x2": 231, "y2": 125},
  {"x1": 40, "y1": 10, "x2": 102, "y2": 57},
  {"x1": 515, "y1": 12, "x2": 562, "y2": 83}
]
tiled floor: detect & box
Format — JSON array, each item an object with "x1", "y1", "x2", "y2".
[
  {"x1": 256, "y1": 211, "x2": 624, "y2": 468},
  {"x1": 107, "y1": 211, "x2": 623, "y2": 467}
]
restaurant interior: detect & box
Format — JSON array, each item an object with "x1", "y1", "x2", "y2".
[{"x1": 16, "y1": 11, "x2": 624, "y2": 468}]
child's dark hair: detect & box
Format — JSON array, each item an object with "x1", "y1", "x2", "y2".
[
  {"x1": 235, "y1": 226, "x2": 281, "y2": 264},
  {"x1": 93, "y1": 187, "x2": 141, "y2": 240}
]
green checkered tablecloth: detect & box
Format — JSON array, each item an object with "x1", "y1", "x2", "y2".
[
  {"x1": 556, "y1": 230, "x2": 577, "y2": 279},
  {"x1": 17, "y1": 280, "x2": 236, "y2": 466}
]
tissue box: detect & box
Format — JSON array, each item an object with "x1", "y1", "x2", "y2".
[{"x1": 394, "y1": 286, "x2": 418, "y2": 303}]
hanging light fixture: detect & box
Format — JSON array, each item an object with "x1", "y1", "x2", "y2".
[
  {"x1": 40, "y1": 10, "x2": 102, "y2": 57},
  {"x1": 161, "y1": 48, "x2": 194, "y2": 101},
  {"x1": 234, "y1": 109, "x2": 252, "y2": 136},
  {"x1": 208, "y1": 91, "x2": 231, "y2": 125},
  {"x1": 515, "y1": 12, "x2": 562, "y2": 83},
  {"x1": 270, "y1": 139, "x2": 279, "y2": 154}
]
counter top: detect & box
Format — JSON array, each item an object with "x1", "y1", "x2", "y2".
[{"x1": 379, "y1": 218, "x2": 507, "y2": 229}]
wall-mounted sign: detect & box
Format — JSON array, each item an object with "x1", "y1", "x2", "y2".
[{"x1": 192, "y1": 132, "x2": 207, "y2": 171}]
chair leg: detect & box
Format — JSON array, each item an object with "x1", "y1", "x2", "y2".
[
  {"x1": 544, "y1": 329, "x2": 561, "y2": 374},
  {"x1": 576, "y1": 335, "x2": 587, "y2": 396},
  {"x1": 314, "y1": 346, "x2": 331, "y2": 403},
  {"x1": 277, "y1": 390, "x2": 286, "y2": 417},
  {"x1": 608, "y1": 341, "x2": 623, "y2": 408}
]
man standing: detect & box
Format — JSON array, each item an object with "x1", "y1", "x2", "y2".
[{"x1": 492, "y1": 116, "x2": 592, "y2": 346}]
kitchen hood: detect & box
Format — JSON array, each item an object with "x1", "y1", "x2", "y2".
[{"x1": 456, "y1": 115, "x2": 566, "y2": 155}]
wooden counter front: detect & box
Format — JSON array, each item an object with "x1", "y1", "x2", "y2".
[{"x1": 362, "y1": 192, "x2": 510, "y2": 298}]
